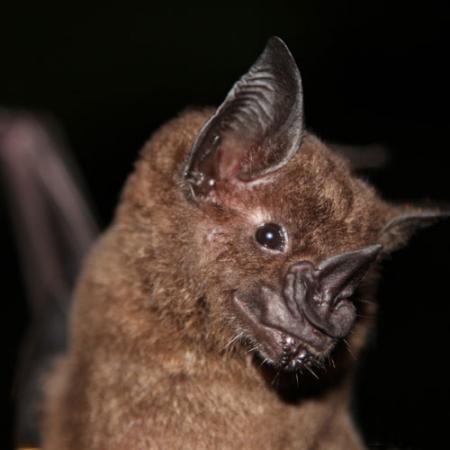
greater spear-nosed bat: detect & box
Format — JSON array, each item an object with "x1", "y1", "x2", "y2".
[{"x1": 40, "y1": 37, "x2": 447, "y2": 449}]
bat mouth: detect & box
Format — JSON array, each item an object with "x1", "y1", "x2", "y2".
[
  {"x1": 278, "y1": 334, "x2": 320, "y2": 372},
  {"x1": 232, "y1": 291, "x2": 335, "y2": 371},
  {"x1": 231, "y1": 245, "x2": 382, "y2": 371}
]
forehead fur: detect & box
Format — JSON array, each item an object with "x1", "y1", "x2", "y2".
[{"x1": 117, "y1": 109, "x2": 391, "y2": 261}]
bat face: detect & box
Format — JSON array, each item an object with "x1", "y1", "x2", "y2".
[
  {"x1": 117, "y1": 37, "x2": 445, "y2": 377},
  {"x1": 176, "y1": 37, "x2": 391, "y2": 371},
  {"x1": 186, "y1": 133, "x2": 386, "y2": 371}
]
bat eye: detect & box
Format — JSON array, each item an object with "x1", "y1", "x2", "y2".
[{"x1": 255, "y1": 223, "x2": 287, "y2": 252}]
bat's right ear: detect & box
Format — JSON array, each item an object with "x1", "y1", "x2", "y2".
[
  {"x1": 379, "y1": 208, "x2": 450, "y2": 254},
  {"x1": 184, "y1": 37, "x2": 304, "y2": 200}
]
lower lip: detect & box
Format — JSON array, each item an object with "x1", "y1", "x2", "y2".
[{"x1": 280, "y1": 336, "x2": 312, "y2": 368}]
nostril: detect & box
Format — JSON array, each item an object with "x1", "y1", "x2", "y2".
[{"x1": 287, "y1": 260, "x2": 315, "y2": 277}]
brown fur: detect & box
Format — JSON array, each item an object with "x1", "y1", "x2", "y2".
[{"x1": 43, "y1": 109, "x2": 418, "y2": 449}]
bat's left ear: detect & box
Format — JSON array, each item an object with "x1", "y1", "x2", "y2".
[
  {"x1": 184, "y1": 36, "x2": 304, "y2": 199},
  {"x1": 379, "y1": 208, "x2": 450, "y2": 253}
]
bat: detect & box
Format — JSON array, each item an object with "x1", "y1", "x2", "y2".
[{"x1": 3, "y1": 37, "x2": 446, "y2": 449}]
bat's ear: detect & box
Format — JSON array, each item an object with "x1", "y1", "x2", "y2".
[
  {"x1": 379, "y1": 208, "x2": 450, "y2": 253},
  {"x1": 184, "y1": 36, "x2": 304, "y2": 199}
]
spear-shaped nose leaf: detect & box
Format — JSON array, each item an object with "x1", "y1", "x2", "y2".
[{"x1": 287, "y1": 244, "x2": 382, "y2": 338}]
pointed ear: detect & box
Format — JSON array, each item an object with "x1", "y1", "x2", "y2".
[
  {"x1": 184, "y1": 36, "x2": 304, "y2": 198},
  {"x1": 379, "y1": 208, "x2": 450, "y2": 253},
  {"x1": 317, "y1": 245, "x2": 382, "y2": 305}
]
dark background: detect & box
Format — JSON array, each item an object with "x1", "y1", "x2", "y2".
[{"x1": 1, "y1": 1, "x2": 449, "y2": 449}]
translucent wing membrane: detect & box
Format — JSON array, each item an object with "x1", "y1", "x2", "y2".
[{"x1": 0, "y1": 111, "x2": 99, "y2": 446}]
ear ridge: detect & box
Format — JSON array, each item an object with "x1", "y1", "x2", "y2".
[
  {"x1": 222, "y1": 37, "x2": 303, "y2": 147},
  {"x1": 185, "y1": 37, "x2": 304, "y2": 198}
]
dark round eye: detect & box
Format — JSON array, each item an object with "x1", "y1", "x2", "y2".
[{"x1": 255, "y1": 223, "x2": 287, "y2": 252}]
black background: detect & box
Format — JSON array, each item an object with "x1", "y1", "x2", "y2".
[{"x1": 1, "y1": 2, "x2": 449, "y2": 449}]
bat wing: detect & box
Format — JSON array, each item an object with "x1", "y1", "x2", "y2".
[{"x1": 0, "y1": 111, "x2": 99, "y2": 447}]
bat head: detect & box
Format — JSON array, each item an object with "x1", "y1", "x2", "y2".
[{"x1": 117, "y1": 37, "x2": 447, "y2": 375}]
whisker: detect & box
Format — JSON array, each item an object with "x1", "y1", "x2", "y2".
[
  {"x1": 343, "y1": 339, "x2": 356, "y2": 360},
  {"x1": 259, "y1": 357, "x2": 269, "y2": 368},
  {"x1": 357, "y1": 299, "x2": 376, "y2": 305},
  {"x1": 221, "y1": 332, "x2": 244, "y2": 353},
  {"x1": 356, "y1": 313, "x2": 374, "y2": 319},
  {"x1": 305, "y1": 365, "x2": 319, "y2": 380},
  {"x1": 247, "y1": 344, "x2": 259, "y2": 354},
  {"x1": 271, "y1": 369, "x2": 281, "y2": 387}
]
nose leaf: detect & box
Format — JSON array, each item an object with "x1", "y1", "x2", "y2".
[
  {"x1": 286, "y1": 244, "x2": 382, "y2": 338},
  {"x1": 317, "y1": 244, "x2": 382, "y2": 305}
]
